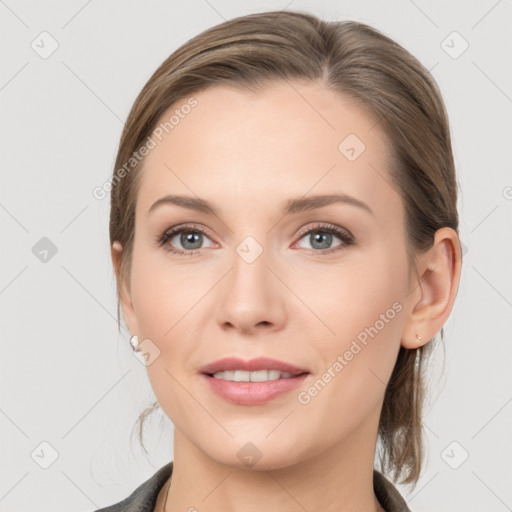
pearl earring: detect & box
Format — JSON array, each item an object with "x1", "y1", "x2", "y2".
[{"x1": 130, "y1": 335, "x2": 139, "y2": 351}]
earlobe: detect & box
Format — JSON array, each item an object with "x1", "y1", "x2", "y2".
[
  {"x1": 111, "y1": 241, "x2": 139, "y2": 335},
  {"x1": 401, "y1": 227, "x2": 462, "y2": 349}
]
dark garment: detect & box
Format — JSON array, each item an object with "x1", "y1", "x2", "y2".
[{"x1": 93, "y1": 461, "x2": 411, "y2": 512}]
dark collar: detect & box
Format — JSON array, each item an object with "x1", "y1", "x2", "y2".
[{"x1": 373, "y1": 469, "x2": 412, "y2": 511}]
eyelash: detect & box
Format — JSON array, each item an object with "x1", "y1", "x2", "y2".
[{"x1": 157, "y1": 222, "x2": 355, "y2": 257}]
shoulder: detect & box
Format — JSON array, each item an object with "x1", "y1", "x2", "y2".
[
  {"x1": 91, "y1": 461, "x2": 174, "y2": 512},
  {"x1": 373, "y1": 469, "x2": 411, "y2": 512}
]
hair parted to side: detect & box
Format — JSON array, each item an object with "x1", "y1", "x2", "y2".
[{"x1": 110, "y1": 9, "x2": 459, "y2": 486}]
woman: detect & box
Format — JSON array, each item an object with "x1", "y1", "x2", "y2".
[{"x1": 96, "y1": 9, "x2": 462, "y2": 512}]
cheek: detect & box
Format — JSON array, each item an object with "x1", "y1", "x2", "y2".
[
  {"x1": 130, "y1": 248, "x2": 206, "y2": 338},
  {"x1": 303, "y1": 243, "x2": 407, "y2": 344},
  {"x1": 128, "y1": 255, "x2": 204, "y2": 422},
  {"x1": 295, "y1": 282, "x2": 406, "y2": 445},
  {"x1": 308, "y1": 247, "x2": 408, "y2": 396},
  {"x1": 128, "y1": 248, "x2": 224, "y2": 387}
]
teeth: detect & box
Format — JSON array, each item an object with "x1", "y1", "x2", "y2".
[{"x1": 212, "y1": 369, "x2": 296, "y2": 381}]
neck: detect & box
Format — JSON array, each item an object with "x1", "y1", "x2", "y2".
[{"x1": 164, "y1": 413, "x2": 385, "y2": 512}]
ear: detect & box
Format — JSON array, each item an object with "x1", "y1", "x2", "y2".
[
  {"x1": 401, "y1": 227, "x2": 463, "y2": 349},
  {"x1": 111, "y1": 241, "x2": 139, "y2": 336}
]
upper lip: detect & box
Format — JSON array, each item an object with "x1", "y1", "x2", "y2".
[{"x1": 200, "y1": 357, "x2": 309, "y2": 376}]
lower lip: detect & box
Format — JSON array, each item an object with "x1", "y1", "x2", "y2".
[{"x1": 201, "y1": 373, "x2": 309, "y2": 405}]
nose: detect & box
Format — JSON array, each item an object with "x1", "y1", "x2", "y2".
[{"x1": 216, "y1": 240, "x2": 287, "y2": 336}]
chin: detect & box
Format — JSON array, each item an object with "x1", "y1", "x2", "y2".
[{"x1": 204, "y1": 440, "x2": 307, "y2": 472}]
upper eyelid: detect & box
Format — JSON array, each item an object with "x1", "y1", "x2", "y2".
[{"x1": 296, "y1": 223, "x2": 351, "y2": 237}]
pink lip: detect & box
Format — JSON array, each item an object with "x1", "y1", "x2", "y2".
[
  {"x1": 201, "y1": 373, "x2": 309, "y2": 405},
  {"x1": 199, "y1": 356, "x2": 309, "y2": 375},
  {"x1": 199, "y1": 357, "x2": 310, "y2": 406}
]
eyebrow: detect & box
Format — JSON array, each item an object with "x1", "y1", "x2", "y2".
[{"x1": 147, "y1": 193, "x2": 373, "y2": 217}]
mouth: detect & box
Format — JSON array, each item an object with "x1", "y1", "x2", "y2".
[
  {"x1": 200, "y1": 356, "x2": 309, "y2": 376},
  {"x1": 199, "y1": 356, "x2": 310, "y2": 405},
  {"x1": 206, "y1": 369, "x2": 306, "y2": 381}
]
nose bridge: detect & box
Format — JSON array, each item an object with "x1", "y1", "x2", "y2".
[
  {"x1": 217, "y1": 229, "x2": 285, "y2": 332},
  {"x1": 235, "y1": 233, "x2": 266, "y2": 266},
  {"x1": 230, "y1": 231, "x2": 272, "y2": 296}
]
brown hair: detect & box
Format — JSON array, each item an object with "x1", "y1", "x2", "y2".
[{"x1": 110, "y1": 9, "x2": 459, "y2": 486}]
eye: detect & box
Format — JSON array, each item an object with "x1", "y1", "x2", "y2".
[
  {"x1": 157, "y1": 222, "x2": 355, "y2": 257},
  {"x1": 294, "y1": 223, "x2": 355, "y2": 255},
  {"x1": 157, "y1": 224, "x2": 215, "y2": 256}
]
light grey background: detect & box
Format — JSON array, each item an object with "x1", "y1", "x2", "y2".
[{"x1": 1, "y1": 1, "x2": 511, "y2": 511}]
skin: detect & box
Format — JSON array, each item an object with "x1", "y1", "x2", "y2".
[{"x1": 112, "y1": 80, "x2": 462, "y2": 512}]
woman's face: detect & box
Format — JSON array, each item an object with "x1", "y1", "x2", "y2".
[{"x1": 118, "y1": 80, "x2": 417, "y2": 469}]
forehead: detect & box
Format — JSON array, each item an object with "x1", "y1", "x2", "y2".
[{"x1": 137, "y1": 80, "x2": 399, "y2": 220}]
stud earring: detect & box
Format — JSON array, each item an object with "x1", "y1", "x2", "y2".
[
  {"x1": 416, "y1": 334, "x2": 422, "y2": 343},
  {"x1": 129, "y1": 335, "x2": 139, "y2": 351}
]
